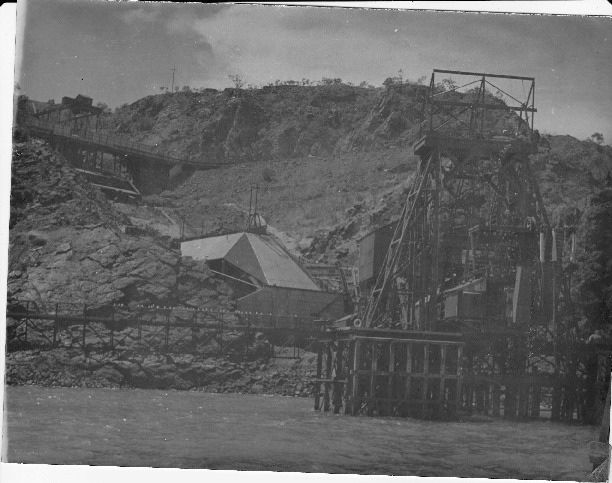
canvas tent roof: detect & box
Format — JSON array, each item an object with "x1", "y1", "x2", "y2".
[{"x1": 181, "y1": 232, "x2": 320, "y2": 291}]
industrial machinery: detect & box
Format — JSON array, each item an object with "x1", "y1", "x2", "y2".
[
  {"x1": 315, "y1": 70, "x2": 584, "y2": 421},
  {"x1": 365, "y1": 69, "x2": 547, "y2": 331}
]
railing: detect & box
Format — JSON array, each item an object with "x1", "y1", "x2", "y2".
[
  {"x1": 6, "y1": 300, "x2": 328, "y2": 358},
  {"x1": 7, "y1": 299, "x2": 327, "y2": 329}
]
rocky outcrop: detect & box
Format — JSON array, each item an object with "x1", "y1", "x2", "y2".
[
  {"x1": 10, "y1": 141, "x2": 128, "y2": 231},
  {"x1": 302, "y1": 179, "x2": 412, "y2": 263},
  {"x1": 8, "y1": 227, "x2": 233, "y2": 309},
  {"x1": 8, "y1": 140, "x2": 234, "y2": 310}
]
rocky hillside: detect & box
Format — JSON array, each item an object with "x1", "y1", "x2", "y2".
[
  {"x1": 9, "y1": 83, "x2": 612, "y2": 393},
  {"x1": 105, "y1": 83, "x2": 612, "y2": 265},
  {"x1": 532, "y1": 135, "x2": 612, "y2": 223},
  {"x1": 144, "y1": 133, "x2": 612, "y2": 267},
  {"x1": 107, "y1": 83, "x2": 425, "y2": 163},
  {"x1": 13, "y1": 84, "x2": 612, "y2": 297},
  {"x1": 8, "y1": 139, "x2": 234, "y2": 310},
  {"x1": 150, "y1": 147, "x2": 418, "y2": 259},
  {"x1": 106, "y1": 81, "x2": 523, "y2": 165}
]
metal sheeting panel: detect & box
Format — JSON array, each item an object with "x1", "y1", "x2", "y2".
[
  {"x1": 358, "y1": 231, "x2": 375, "y2": 282},
  {"x1": 224, "y1": 234, "x2": 268, "y2": 285},
  {"x1": 180, "y1": 233, "x2": 242, "y2": 261},
  {"x1": 239, "y1": 234, "x2": 320, "y2": 291},
  {"x1": 512, "y1": 265, "x2": 533, "y2": 325},
  {"x1": 357, "y1": 221, "x2": 397, "y2": 284}
]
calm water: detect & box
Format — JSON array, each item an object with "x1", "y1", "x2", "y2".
[{"x1": 4, "y1": 386, "x2": 598, "y2": 479}]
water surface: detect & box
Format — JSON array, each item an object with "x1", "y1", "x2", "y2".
[{"x1": 4, "y1": 386, "x2": 597, "y2": 479}]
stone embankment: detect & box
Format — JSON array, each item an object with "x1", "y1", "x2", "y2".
[{"x1": 5, "y1": 349, "x2": 317, "y2": 397}]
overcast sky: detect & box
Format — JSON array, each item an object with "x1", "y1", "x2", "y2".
[{"x1": 14, "y1": 0, "x2": 612, "y2": 142}]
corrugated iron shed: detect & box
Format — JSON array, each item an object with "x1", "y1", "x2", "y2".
[{"x1": 181, "y1": 232, "x2": 320, "y2": 291}]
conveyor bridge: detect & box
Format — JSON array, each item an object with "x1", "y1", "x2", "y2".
[{"x1": 24, "y1": 118, "x2": 227, "y2": 169}]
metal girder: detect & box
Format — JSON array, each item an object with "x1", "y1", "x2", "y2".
[
  {"x1": 433, "y1": 69, "x2": 535, "y2": 81},
  {"x1": 432, "y1": 99, "x2": 537, "y2": 113}
]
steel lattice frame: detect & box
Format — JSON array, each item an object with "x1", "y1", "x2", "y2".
[
  {"x1": 348, "y1": 70, "x2": 586, "y2": 420},
  {"x1": 363, "y1": 70, "x2": 545, "y2": 330}
]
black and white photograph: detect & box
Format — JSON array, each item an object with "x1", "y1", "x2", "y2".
[{"x1": 2, "y1": 1, "x2": 612, "y2": 482}]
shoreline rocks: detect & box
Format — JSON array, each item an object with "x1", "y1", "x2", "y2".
[{"x1": 5, "y1": 348, "x2": 318, "y2": 398}]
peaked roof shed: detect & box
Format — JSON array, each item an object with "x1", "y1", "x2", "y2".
[{"x1": 181, "y1": 232, "x2": 320, "y2": 291}]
